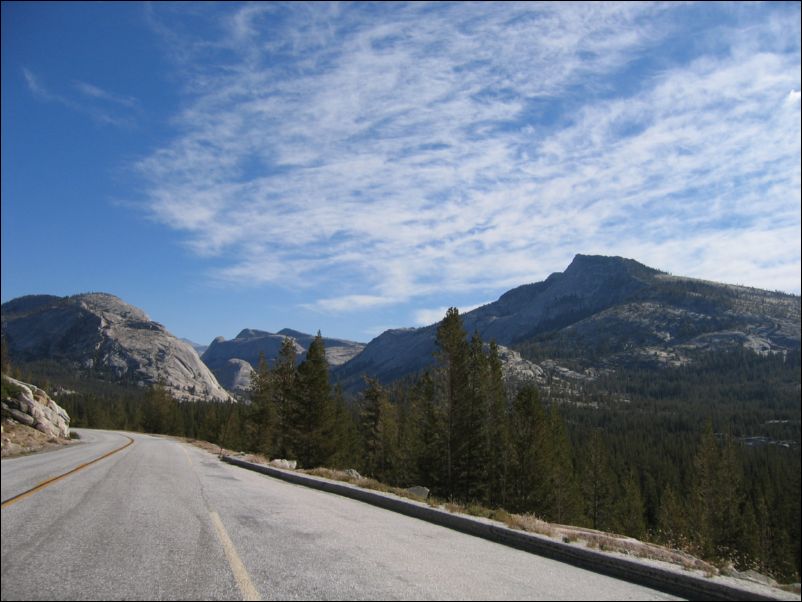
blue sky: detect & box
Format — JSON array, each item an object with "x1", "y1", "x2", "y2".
[{"x1": 2, "y1": 1, "x2": 800, "y2": 345}]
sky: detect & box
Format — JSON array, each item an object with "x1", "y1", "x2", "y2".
[{"x1": 2, "y1": 1, "x2": 800, "y2": 346}]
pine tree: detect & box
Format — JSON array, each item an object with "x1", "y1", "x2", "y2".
[
  {"x1": 328, "y1": 384, "x2": 360, "y2": 469},
  {"x1": 712, "y1": 432, "x2": 745, "y2": 562},
  {"x1": 452, "y1": 332, "x2": 490, "y2": 502},
  {"x1": 580, "y1": 429, "x2": 617, "y2": 531},
  {"x1": 293, "y1": 332, "x2": 335, "y2": 468},
  {"x1": 657, "y1": 484, "x2": 688, "y2": 549},
  {"x1": 545, "y1": 402, "x2": 580, "y2": 524},
  {"x1": 486, "y1": 341, "x2": 510, "y2": 507},
  {"x1": 396, "y1": 380, "x2": 425, "y2": 486},
  {"x1": 359, "y1": 378, "x2": 399, "y2": 480},
  {"x1": 691, "y1": 420, "x2": 719, "y2": 557},
  {"x1": 1, "y1": 334, "x2": 12, "y2": 374},
  {"x1": 141, "y1": 383, "x2": 175, "y2": 434},
  {"x1": 221, "y1": 405, "x2": 244, "y2": 451},
  {"x1": 272, "y1": 337, "x2": 298, "y2": 459},
  {"x1": 508, "y1": 384, "x2": 547, "y2": 512},
  {"x1": 435, "y1": 307, "x2": 469, "y2": 498},
  {"x1": 617, "y1": 468, "x2": 647, "y2": 539},
  {"x1": 248, "y1": 352, "x2": 275, "y2": 456},
  {"x1": 415, "y1": 371, "x2": 448, "y2": 495}
]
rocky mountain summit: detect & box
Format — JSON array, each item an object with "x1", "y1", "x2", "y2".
[
  {"x1": 202, "y1": 328, "x2": 365, "y2": 391},
  {"x1": 1, "y1": 293, "x2": 231, "y2": 402},
  {"x1": 3, "y1": 255, "x2": 797, "y2": 401},
  {"x1": 333, "y1": 255, "x2": 801, "y2": 389}
]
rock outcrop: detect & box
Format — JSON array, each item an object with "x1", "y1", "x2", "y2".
[
  {"x1": 202, "y1": 328, "x2": 364, "y2": 391},
  {"x1": 1, "y1": 293, "x2": 231, "y2": 402},
  {"x1": 2, "y1": 376, "x2": 70, "y2": 439},
  {"x1": 333, "y1": 254, "x2": 801, "y2": 390}
]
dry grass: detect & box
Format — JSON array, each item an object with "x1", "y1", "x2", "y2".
[
  {"x1": 1, "y1": 420, "x2": 73, "y2": 458},
  {"x1": 570, "y1": 530, "x2": 716, "y2": 572},
  {"x1": 502, "y1": 512, "x2": 557, "y2": 538},
  {"x1": 300, "y1": 467, "x2": 428, "y2": 502},
  {"x1": 183, "y1": 440, "x2": 722, "y2": 579}
]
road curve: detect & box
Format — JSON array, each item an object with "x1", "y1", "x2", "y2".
[{"x1": 1, "y1": 430, "x2": 680, "y2": 601}]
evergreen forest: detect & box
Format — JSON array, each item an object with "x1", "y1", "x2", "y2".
[{"x1": 3, "y1": 309, "x2": 799, "y2": 582}]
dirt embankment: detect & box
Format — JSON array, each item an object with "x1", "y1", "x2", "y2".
[{"x1": 1, "y1": 420, "x2": 74, "y2": 458}]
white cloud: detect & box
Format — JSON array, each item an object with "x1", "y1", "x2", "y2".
[
  {"x1": 413, "y1": 301, "x2": 493, "y2": 327},
  {"x1": 786, "y1": 89, "x2": 801, "y2": 105},
  {"x1": 135, "y1": 2, "x2": 802, "y2": 310},
  {"x1": 22, "y1": 68, "x2": 52, "y2": 100},
  {"x1": 303, "y1": 294, "x2": 397, "y2": 314},
  {"x1": 74, "y1": 81, "x2": 139, "y2": 109},
  {"x1": 23, "y1": 68, "x2": 139, "y2": 127}
]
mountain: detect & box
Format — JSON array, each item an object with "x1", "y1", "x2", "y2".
[
  {"x1": 1, "y1": 293, "x2": 231, "y2": 402},
  {"x1": 201, "y1": 328, "x2": 365, "y2": 391},
  {"x1": 333, "y1": 254, "x2": 801, "y2": 389},
  {"x1": 180, "y1": 338, "x2": 208, "y2": 356}
]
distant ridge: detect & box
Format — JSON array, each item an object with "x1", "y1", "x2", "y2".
[
  {"x1": 201, "y1": 329, "x2": 365, "y2": 391},
  {"x1": 1, "y1": 293, "x2": 231, "y2": 402},
  {"x1": 332, "y1": 254, "x2": 801, "y2": 390}
]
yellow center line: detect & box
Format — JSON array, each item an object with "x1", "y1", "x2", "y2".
[
  {"x1": 180, "y1": 443, "x2": 194, "y2": 466},
  {"x1": 1, "y1": 435, "x2": 135, "y2": 509},
  {"x1": 182, "y1": 441, "x2": 261, "y2": 600},
  {"x1": 210, "y1": 511, "x2": 262, "y2": 601}
]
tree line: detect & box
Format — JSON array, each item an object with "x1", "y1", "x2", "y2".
[{"x1": 4, "y1": 312, "x2": 798, "y2": 582}]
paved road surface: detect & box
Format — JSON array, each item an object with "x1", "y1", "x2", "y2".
[{"x1": 1, "y1": 430, "x2": 680, "y2": 600}]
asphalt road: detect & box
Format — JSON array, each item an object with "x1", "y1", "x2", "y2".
[{"x1": 1, "y1": 430, "x2": 680, "y2": 601}]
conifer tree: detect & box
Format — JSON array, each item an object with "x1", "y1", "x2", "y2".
[
  {"x1": 486, "y1": 341, "x2": 510, "y2": 507},
  {"x1": 657, "y1": 484, "x2": 688, "y2": 548},
  {"x1": 328, "y1": 384, "x2": 360, "y2": 469},
  {"x1": 0, "y1": 334, "x2": 11, "y2": 374},
  {"x1": 617, "y1": 468, "x2": 647, "y2": 539},
  {"x1": 141, "y1": 383, "x2": 175, "y2": 434},
  {"x1": 691, "y1": 420, "x2": 719, "y2": 557},
  {"x1": 248, "y1": 352, "x2": 275, "y2": 456},
  {"x1": 508, "y1": 384, "x2": 547, "y2": 512},
  {"x1": 435, "y1": 308, "x2": 469, "y2": 497},
  {"x1": 272, "y1": 337, "x2": 298, "y2": 459},
  {"x1": 396, "y1": 379, "x2": 425, "y2": 486},
  {"x1": 543, "y1": 402, "x2": 580, "y2": 524},
  {"x1": 712, "y1": 433, "x2": 745, "y2": 561},
  {"x1": 580, "y1": 429, "x2": 617, "y2": 531},
  {"x1": 359, "y1": 378, "x2": 399, "y2": 480},
  {"x1": 221, "y1": 405, "x2": 244, "y2": 451},
  {"x1": 293, "y1": 332, "x2": 335, "y2": 468},
  {"x1": 452, "y1": 333, "x2": 490, "y2": 502},
  {"x1": 415, "y1": 371, "x2": 448, "y2": 494}
]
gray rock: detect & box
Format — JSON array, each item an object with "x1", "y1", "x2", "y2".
[
  {"x1": 732, "y1": 569, "x2": 777, "y2": 586},
  {"x1": 344, "y1": 468, "x2": 362, "y2": 480},
  {"x1": 333, "y1": 255, "x2": 801, "y2": 391},
  {"x1": 1, "y1": 377, "x2": 70, "y2": 438},
  {"x1": 202, "y1": 328, "x2": 364, "y2": 391},
  {"x1": 6, "y1": 407, "x2": 35, "y2": 427},
  {"x1": 1, "y1": 293, "x2": 231, "y2": 402},
  {"x1": 406, "y1": 486, "x2": 430, "y2": 499},
  {"x1": 268, "y1": 459, "x2": 297, "y2": 470},
  {"x1": 277, "y1": 329, "x2": 365, "y2": 367},
  {"x1": 180, "y1": 338, "x2": 208, "y2": 356},
  {"x1": 219, "y1": 359, "x2": 256, "y2": 392}
]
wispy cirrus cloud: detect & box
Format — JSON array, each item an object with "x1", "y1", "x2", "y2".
[
  {"x1": 73, "y1": 80, "x2": 139, "y2": 110},
  {"x1": 414, "y1": 301, "x2": 493, "y2": 328},
  {"x1": 303, "y1": 294, "x2": 398, "y2": 314},
  {"x1": 135, "y1": 2, "x2": 801, "y2": 315},
  {"x1": 22, "y1": 67, "x2": 139, "y2": 127}
]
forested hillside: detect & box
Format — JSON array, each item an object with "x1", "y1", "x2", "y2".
[{"x1": 5, "y1": 308, "x2": 799, "y2": 582}]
